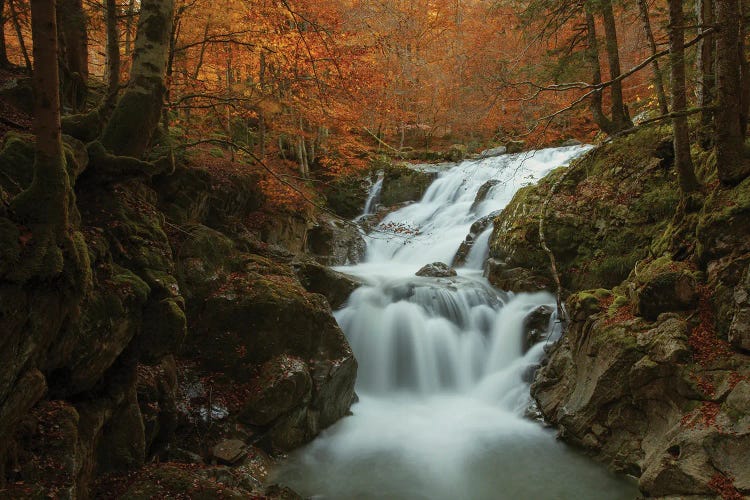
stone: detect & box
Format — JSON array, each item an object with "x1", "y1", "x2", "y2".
[
  {"x1": 293, "y1": 258, "x2": 363, "y2": 309},
  {"x1": 633, "y1": 258, "x2": 698, "y2": 321},
  {"x1": 305, "y1": 216, "x2": 366, "y2": 266},
  {"x1": 560, "y1": 139, "x2": 582, "y2": 147},
  {"x1": 416, "y1": 262, "x2": 457, "y2": 277},
  {"x1": 523, "y1": 305, "x2": 554, "y2": 351},
  {"x1": 729, "y1": 265, "x2": 750, "y2": 351},
  {"x1": 380, "y1": 165, "x2": 437, "y2": 206},
  {"x1": 212, "y1": 439, "x2": 248, "y2": 464},
  {"x1": 453, "y1": 212, "x2": 500, "y2": 267},
  {"x1": 471, "y1": 180, "x2": 500, "y2": 212},
  {"x1": 240, "y1": 355, "x2": 313, "y2": 427},
  {"x1": 479, "y1": 146, "x2": 507, "y2": 158}
]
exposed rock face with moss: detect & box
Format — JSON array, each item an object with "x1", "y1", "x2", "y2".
[
  {"x1": 380, "y1": 163, "x2": 437, "y2": 206},
  {"x1": 488, "y1": 126, "x2": 750, "y2": 498},
  {"x1": 488, "y1": 128, "x2": 681, "y2": 294},
  {"x1": 0, "y1": 133, "x2": 358, "y2": 497}
]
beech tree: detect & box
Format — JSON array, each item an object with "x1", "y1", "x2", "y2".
[
  {"x1": 668, "y1": 0, "x2": 699, "y2": 194},
  {"x1": 10, "y1": 0, "x2": 71, "y2": 280},
  {"x1": 57, "y1": 0, "x2": 88, "y2": 111},
  {"x1": 100, "y1": 0, "x2": 176, "y2": 158}
]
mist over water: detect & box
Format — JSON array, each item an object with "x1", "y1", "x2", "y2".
[{"x1": 273, "y1": 147, "x2": 637, "y2": 499}]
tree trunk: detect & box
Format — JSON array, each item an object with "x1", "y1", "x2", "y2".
[
  {"x1": 104, "y1": 0, "x2": 120, "y2": 106},
  {"x1": 10, "y1": 0, "x2": 71, "y2": 276},
  {"x1": 57, "y1": 0, "x2": 88, "y2": 111},
  {"x1": 669, "y1": 0, "x2": 700, "y2": 194},
  {"x1": 585, "y1": 8, "x2": 615, "y2": 135},
  {"x1": 8, "y1": 0, "x2": 30, "y2": 71},
  {"x1": 739, "y1": 0, "x2": 750, "y2": 135},
  {"x1": 637, "y1": 0, "x2": 669, "y2": 115},
  {"x1": 715, "y1": 0, "x2": 749, "y2": 184},
  {"x1": 600, "y1": 0, "x2": 632, "y2": 131},
  {"x1": 696, "y1": 0, "x2": 715, "y2": 140},
  {"x1": 0, "y1": 0, "x2": 10, "y2": 68},
  {"x1": 100, "y1": 0, "x2": 175, "y2": 158}
]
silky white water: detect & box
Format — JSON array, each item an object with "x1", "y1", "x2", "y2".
[{"x1": 273, "y1": 147, "x2": 637, "y2": 499}]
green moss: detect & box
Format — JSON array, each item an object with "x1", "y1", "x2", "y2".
[
  {"x1": 61, "y1": 109, "x2": 103, "y2": 142},
  {"x1": 0, "y1": 133, "x2": 35, "y2": 194}
]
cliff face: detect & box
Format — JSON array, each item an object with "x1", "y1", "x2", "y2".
[
  {"x1": 0, "y1": 135, "x2": 357, "y2": 497},
  {"x1": 488, "y1": 126, "x2": 750, "y2": 498}
]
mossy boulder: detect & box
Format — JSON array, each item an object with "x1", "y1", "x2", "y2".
[
  {"x1": 380, "y1": 164, "x2": 437, "y2": 206},
  {"x1": 630, "y1": 257, "x2": 699, "y2": 321},
  {"x1": 185, "y1": 254, "x2": 357, "y2": 451},
  {"x1": 137, "y1": 358, "x2": 178, "y2": 459},
  {"x1": 305, "y1": 216, "x2": 365, "y2": 266},
  {"x1": 239, "y1": 354, "x2": 312, "y2": 427},
  {"x1": 292, "y1": 257, "x2": 364, "y2": 309},
  {"x1": 488, "y1": 126, "x2": 679, "y2": 293},
  {"x1": 323, "y1": 174, "x2": 370, "y2": 219}
]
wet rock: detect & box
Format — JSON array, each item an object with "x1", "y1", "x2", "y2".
[
  {"x1": 523, "y1": 305, "x2": 554, "y2": 351},
  {"x1": 560, "y1": 139, "x2": 582, "y2": 147},
  {"x1": 212, "y1": 439, "x2": 248, "y2": 464},
  {"x1": 479, "y1": 146, "x2": 507, "y2": 158},
  {"x1": 485, "y1": 259, "x2": 552, "y2": 293},
  {"x1": 380, "y1": 164, "x2": 437, "y2": 206},
  {"x1": 240, "y1": 355, "x2": 313, "y2": 427},
  {"x1": 453, "y1": 212, "x2": 499, "y2": 267},
  {"x1": 293, "y1": 257, "x2": 363, "y2": 309},
  {"x1": 532, "y1": 287, "x2": 750, "y2": 498},
  {"x1": 471, "y1": 180, "x2": 500, "y2": 212},
  {"x1": 305, "y1": 216, "x2": 366, "y2": 266},
  {"x1": 188, "y1": 257, "x2": 357, "y2": 451},
  {"x1": 416, "y1": 262, "x2": 457, "y2": 278}
]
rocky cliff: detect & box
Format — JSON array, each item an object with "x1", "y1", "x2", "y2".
[
  {"x1": 0, "y1": 132, "x2": 360, "y2": 498},
  {"x1": 488, "y1": 126, "x2": 750, "y2": 498}
]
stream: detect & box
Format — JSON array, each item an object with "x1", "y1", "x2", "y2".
[{"x1": 273, "y1": 147, "x2": 638, "y2": 499}]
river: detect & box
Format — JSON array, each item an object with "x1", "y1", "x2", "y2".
[{"x1": 273, "y1": 146, "x2": 637, "y2": 499}]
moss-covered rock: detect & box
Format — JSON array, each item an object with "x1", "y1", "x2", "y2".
[
  {"x1": 629, "y1": 257, "x2": 700, "y2": 321},
  {"x1": 488, "y1": 125, "x2": 679, "y2": 294},
  {"x1": 380, "y1": 163, "x2": 437, "y2": 206},
  {"x1": 323, "y1": 174, "x2": 370, "y2": 219}
]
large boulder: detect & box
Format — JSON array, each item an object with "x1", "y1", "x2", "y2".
[
  {"x1": 533, "y1": 287, "x2": 750, "y2": 498},
  {"x1": 488, "y1": 126, "x2": 682, "y2": 293},
  {"x1": 630, "y1": 257, "x2": 699, "y2": 321},
  {"x1": 305, "y1": 216, "x2": 365, "y2": 266},
  {"x1": 479, "y1": 146, "x2": 507, "y2": 158},
  {"x1": 187, "y1": 254, "x2": 357, "y2": 451},
  {"x1": 380, "y1": 164, "x2": 437, "y2": 206},
  {"x1": 293, "y1": 257, "x2": 363, "y2": 309}
]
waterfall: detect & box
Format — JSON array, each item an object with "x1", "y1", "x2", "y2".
[
  {"x1": 273, "y1": 146, "x2": 636, "y2": 499},
  {"x1": 361, "y1": 170, "x2": 384, "y2": 217}
]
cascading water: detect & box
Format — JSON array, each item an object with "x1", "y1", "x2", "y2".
[
  {"x1": 361, "y1": 170, "x2": 384, "y2": 217},
  {"x1": 273, "y1": 147, "x2": 637, "y2": 499}
]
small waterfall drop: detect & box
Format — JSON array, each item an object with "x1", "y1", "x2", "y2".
[
  {"x1": 273, "y1": 146, "x2": 636, "y2": 499},
  {"x1": 361, "y1": 170, "x2": 384, "y2": 217}
]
